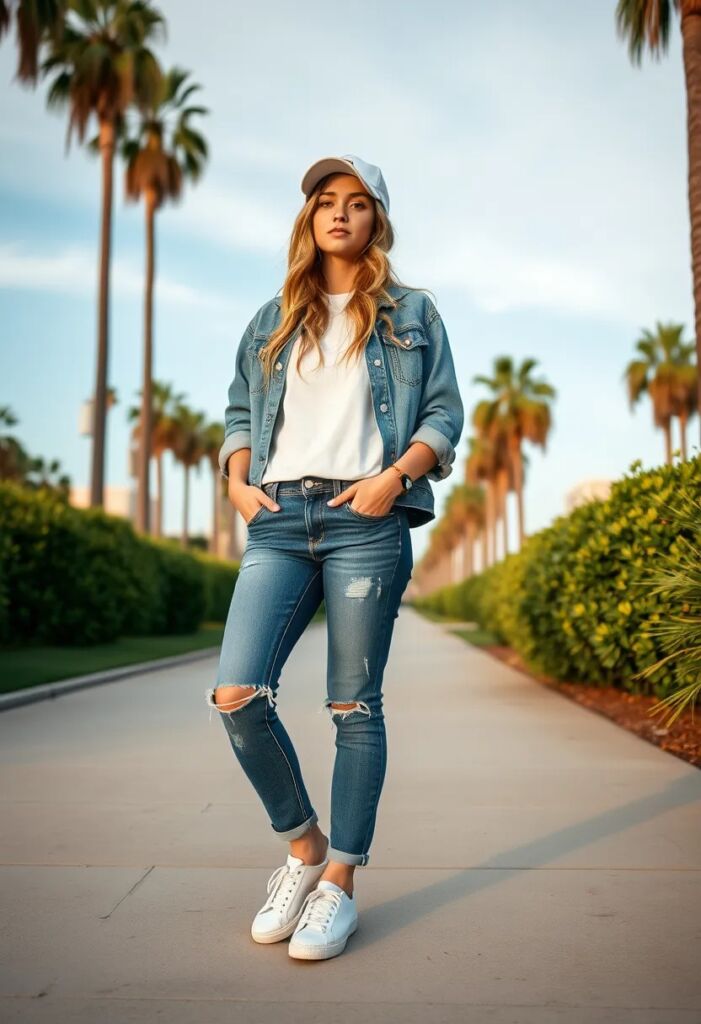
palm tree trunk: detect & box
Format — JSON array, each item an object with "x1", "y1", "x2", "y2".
[
  {"x1": 664, "y1": 420, "x2": 672, "y2": 464},
  {"x1": 137, "y1": 191, "x2": 157, "y2": 533},
  {"x1": 486, "y1": 479, "x2": 496, "y2": 567},
  {"x1": 155, "y1": 452, "x2": 163, "y2": 539},
  {"x1": 513, "y1": 444, "x2": 525, "y2": 549},
  {"x1": 89, "y1": 117, "x2": 115, "y2": 508},
  {"x1": 210, "y1": 466, "x2": 220, "y2": 556},
  {"x1": 182, "y1": 464, "x2": 189, "y2": 549},
  {"x1": 679, "y1": 414, "x2": 688, "y2": 460},
  {"x1": 500, "y1": 467, "x2": 509, "y2": 558},
  {"x1": 465, "y1": 520, "x2": 475, "y2": 577},
  {"x1": 680, "y1": 4, "x2": 701, "y2": 446},
  {"x1": 227, "y1": 501, "x2": 237, "y2": 560}
]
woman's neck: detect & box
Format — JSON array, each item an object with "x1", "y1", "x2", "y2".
[{"x1": 321, "y1": 256, "x2": 357, "y2": 295}]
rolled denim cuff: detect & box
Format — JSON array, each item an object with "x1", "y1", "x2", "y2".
[
  {"x1": 218, "y1": 431, "x2": 252, "y2": 478},
  {"x1": 408, "y1": 423, "x2": 455, "y2": 481}
]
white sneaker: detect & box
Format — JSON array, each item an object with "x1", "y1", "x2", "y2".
[
  {"x1": 288, "y1": 880, "x2": 359, "y2": 960},
  {"x1": 250, "y1": 853, "x2": 329, "y2": 944}
]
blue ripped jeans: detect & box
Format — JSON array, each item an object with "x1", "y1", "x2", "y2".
[{"x1": 205, "y1": 475, "x2": 414, "y2": 866}]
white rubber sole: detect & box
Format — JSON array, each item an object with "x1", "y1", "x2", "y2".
[
  {"x1": 288, "y1": 917, "x2": 358, "y2": 960},
  {"x1": 251, "y1": 907, "x2": 306, "y2": 944}
]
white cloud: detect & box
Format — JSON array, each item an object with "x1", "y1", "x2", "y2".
[{"x1": 0, "y1": 241, "x2": 243, "y2": 319}]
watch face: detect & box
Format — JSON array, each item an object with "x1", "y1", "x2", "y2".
[{"x1": 402, "y1": 474, "x2": 413, "y2": 490}]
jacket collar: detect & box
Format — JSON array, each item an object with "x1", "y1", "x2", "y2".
[{"x1": 272, "y1": 282, "x2": 413, "y2": 311}]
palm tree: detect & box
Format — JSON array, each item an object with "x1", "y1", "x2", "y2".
[
  {"x1": 0, "y1": 0, "x2": 66, "y2": 84},
  {"x1": 472, "y1": 356, "x2": 555, "y2": 551},
  {"x1": 121, "y1": 66, "x2": 209, "y2": 533},
  {"x1": 457, "y1": 483, "x2": 486, "y2": 578},
  {"x1": 624, "y1": 320, "x2": 698, "y2": 462},
  {"x1": 672, "y1": 360, "x2": 698, "y2": 458},
  {"x1": 419, "y1": 518, "x2": 457, "y2": 593},
  {"x1": 615, "y1": 0, "x2": 701, "y2": 442},
  {"x1": 24, "y1": 454, "x2": 71, "y2": 497},
  {"x1": 0, "y1": 406, "x2": 71, "y2": 493},
  {"x1": 40, "y1": 0, "x2": 164, "y2": 509},
  {"x1": 170, "y1": 402, "x2": 206, "y2": 549},
  {"x1": 150, "y1": 381, "x2": 182, "y2": 538},
  {"x1": 0, "y1": 405, "x2": 28, "y2": 480},
  {"x1": 465, "y1": 434, "x2": 500, "y2": 569},
  {"x1": 441, "y1": 485, "x2": 480, "y2": 584},
  {"x1": 201, "y1": 422, "x2": 225, "y2": 556},
  {"x1": 127, "y1": 380, "x2": 183, "y2": 537}
]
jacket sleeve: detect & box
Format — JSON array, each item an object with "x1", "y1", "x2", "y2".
[
  {"x1": 408, "y1": 299, "x2": 465, "y2": 481},
  {"x1": 218, "y1": 318, "x2": 256, "y2": 479}
]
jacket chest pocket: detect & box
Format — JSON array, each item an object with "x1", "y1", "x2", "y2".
[
  {"x1": 247, "y1": 344, "x2": 267, "y2": 394},
  {"x1": 384, "y1": 327, "x2": 428, "y2": 387}
]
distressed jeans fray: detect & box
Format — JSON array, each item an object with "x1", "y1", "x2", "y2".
[{"x1": 205, "y1": 475, "x2": 413, "y2": 867}]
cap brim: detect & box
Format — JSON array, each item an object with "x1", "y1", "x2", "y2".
[{"x1": 301, "y1": 157, "x2": 368, "y2": 199}]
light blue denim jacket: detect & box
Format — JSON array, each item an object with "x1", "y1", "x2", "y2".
[{"x1": 218, "y1": 283, "x2": 464, "y2": 529}]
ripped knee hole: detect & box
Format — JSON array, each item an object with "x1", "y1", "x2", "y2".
[
  {"x1": 322, "y1": 699, "x2": 372, "y2": 721},
  {"x1": 205, "y1": 684, "x2": 275, "y2": 719}
]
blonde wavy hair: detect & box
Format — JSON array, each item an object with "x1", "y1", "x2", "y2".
[{"x1": 257, "y1": 172, "x2": 432, "y2": 386}]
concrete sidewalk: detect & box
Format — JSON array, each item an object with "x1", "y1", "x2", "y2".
[{"x1": 1, "y1": 608, "x2": 699, "y2": 1022}]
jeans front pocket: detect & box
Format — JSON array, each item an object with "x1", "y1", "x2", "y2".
[
  {"x1": 343, "y1": 501, "x2": 396, "y2": 522},
  {"x1": 246, "y1": 505, "x2": 267, "y2": 527}
]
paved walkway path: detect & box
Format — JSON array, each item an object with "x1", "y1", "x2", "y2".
[{"x1": 1, "y1": 609, "x2": 700, "y2": 1022}]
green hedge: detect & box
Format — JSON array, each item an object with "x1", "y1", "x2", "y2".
[
  {"x1": 0, "y1": 482, "x2": 239, "y2": 646},
  {"x1": 414, "y1": 456, "x2": 701, "y2": 697}
]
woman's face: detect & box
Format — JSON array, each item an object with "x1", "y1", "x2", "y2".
[{"x1": 311, "y1": 173, "x2": 376, "y2": 262}]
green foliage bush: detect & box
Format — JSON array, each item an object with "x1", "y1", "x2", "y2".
[
  {"x1": 0, "y1": 482, "x2": 239, "y2": 646},
  {"x1": 413, "y1": 456, "x2": 701, "y2": 697}
]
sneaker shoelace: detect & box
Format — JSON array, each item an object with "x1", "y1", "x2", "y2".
[
  {"x1": 260, "y1": 863, "x2": 301, "y2": 913},
  {"x1": 297, "y1": 888, "x2": 343, "y2": 932}
]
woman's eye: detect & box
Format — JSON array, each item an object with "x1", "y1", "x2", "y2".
[{"x1": 318, "y1": 200, "x2": 365, "y2": 209}]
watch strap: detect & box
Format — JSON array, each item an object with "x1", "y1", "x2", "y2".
[{"x1": 389, "y1": 463, "x2": 411, "y2": 493}]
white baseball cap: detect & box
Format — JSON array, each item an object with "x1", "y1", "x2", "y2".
[{"x1": 300, "y1": 153, "x2": 390, "y2": 214}]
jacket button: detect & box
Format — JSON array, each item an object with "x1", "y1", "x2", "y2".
[
  {"x1": 373, "y1": 358, "x2": 381, "y2": 366},
  {"x1": 403, "y1": 339, "x2": 411, "y2": 346},
  {"x1": 380, "y1": 403, "x2": 388, "y2": 412},
  {"x1": 275, "y1": 361, "x2": 282, "y2": 370}
]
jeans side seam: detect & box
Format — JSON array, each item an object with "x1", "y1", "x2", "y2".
[
  {"x1": 263, "y1": 694, "x2": 309, "y2": 829},
  {"x1": 263, "y1": 566, "x2": 323, "y2": 826},
  {"x1": 359, "y1": 514, "x2": 402, "y2": 857}
]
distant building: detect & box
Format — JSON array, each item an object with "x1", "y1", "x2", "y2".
[
  {"x1": 69, "y1": 484, "x2": 156, "y2": 526},
  {"x1": 564, "y1": 478, "x2": 613, "y2": 513}
]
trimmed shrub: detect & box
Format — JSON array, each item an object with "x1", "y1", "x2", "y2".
[
  {"x1": 413, "y1": 455, "x2": 701, "y2": 697},
  {"x1": 0, "y1": 482, "x2": 239, "y2": 645},
  {"x1": 194, "y1": 549, "x2": 239, "y2": 622}
]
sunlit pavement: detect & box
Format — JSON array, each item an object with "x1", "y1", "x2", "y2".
[{"x1": 1, "y1": 608, "x2": 699, "y2": 1022}]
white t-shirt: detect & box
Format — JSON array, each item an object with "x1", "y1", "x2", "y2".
[{"x1": 262, "y1": 290, "x2": 384, "y2": 484}]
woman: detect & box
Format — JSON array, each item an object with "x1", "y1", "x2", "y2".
[{"x1": 206, "y1": 154, "x2": 464, "y2": 961}]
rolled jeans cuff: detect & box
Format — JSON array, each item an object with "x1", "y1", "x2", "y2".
[
  {"x1": 326, "y1": 845, "x2": 369, "y2": 866},
  {"x1": 271, "y1": 810, "x2": 318, "y2": 841}
]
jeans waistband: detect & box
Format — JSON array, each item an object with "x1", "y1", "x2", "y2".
[{"x1": 261, "y1": 477, "x2": 360, "y2": 500}]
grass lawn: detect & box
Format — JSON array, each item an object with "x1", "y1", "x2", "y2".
[
  {"x1": 451, "y1": 627, "x2": 502, "y2": 646},
  {"x1": 0, "y1": 623, "x2": 226, "y2": 694},
  {"x1": 409, "y1": 605, "x2": 500, "y2": 646}
]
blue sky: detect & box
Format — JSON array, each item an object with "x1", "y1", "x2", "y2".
[{"x1": 0, "y1": 0, "x2": 695, "y2": 560}]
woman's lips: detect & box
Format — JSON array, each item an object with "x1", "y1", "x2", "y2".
[{"x1": 329, "y1": 229, "x2": 350, "y2": 236}]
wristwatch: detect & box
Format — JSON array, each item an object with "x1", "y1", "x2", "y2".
[{"x1": 389, "y1": 463, "x2": 413, "y2": 493}]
